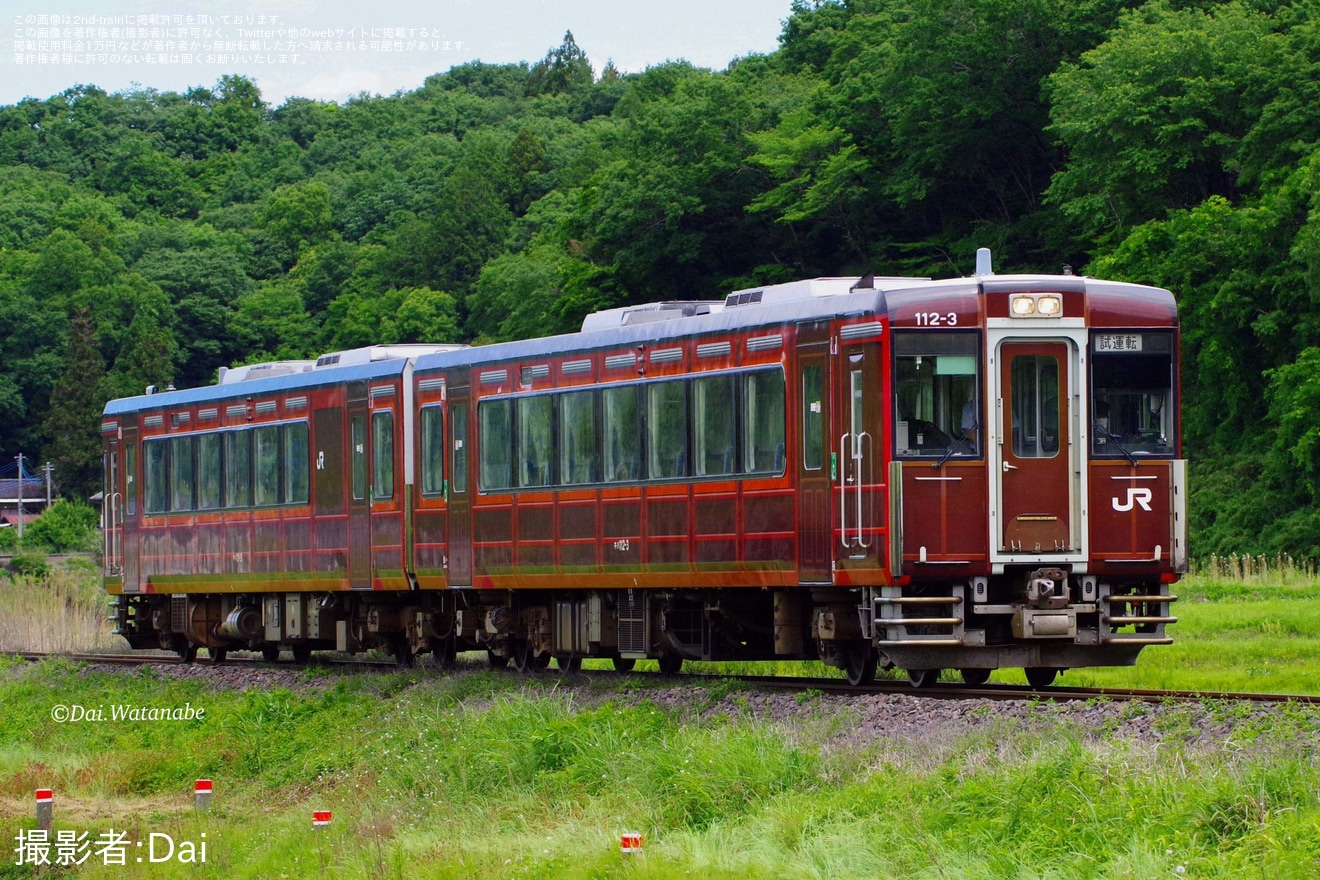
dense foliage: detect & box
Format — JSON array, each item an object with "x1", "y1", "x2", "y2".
[{"x1": 5, "y1": 6, "x2": 1320, "y2": 555}]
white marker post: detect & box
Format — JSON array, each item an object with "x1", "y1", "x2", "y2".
[
  {"x1": 313, "y1": 810, "x2": 332, "y2": 828},
  {"x1": 35, "y1": 789, "x2": 53, "y2": 833},
  {"x1": 620, "y1": 832, "x2": 643, "y2": 855},
  {"x1": 194, "y1": 779, "x2": 213, "y2": 811}
]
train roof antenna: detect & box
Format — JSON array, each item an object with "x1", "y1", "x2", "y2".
[{"x1": 851, "y1": 272, "x2": 875, "y2": 291}]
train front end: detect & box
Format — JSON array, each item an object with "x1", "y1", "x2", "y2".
[{"x1": 878, "y1": 251, "x2": 1183, "y2": 686}]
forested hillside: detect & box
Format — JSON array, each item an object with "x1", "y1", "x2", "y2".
[{"x1": 3, "y1": 0, "x2": 1319, "y2": 556}]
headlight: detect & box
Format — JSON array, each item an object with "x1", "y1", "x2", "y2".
[
  {"x1": 1036, "y1": 295, "x2": 1062, "y2": 316},
  {"x1": 1011, "y1": 296, "x2": 1036, "y2": 316}
]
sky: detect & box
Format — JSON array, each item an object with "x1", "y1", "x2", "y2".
[{"x1": 5, "y1": 0, "x2": 797, "y2": 107}]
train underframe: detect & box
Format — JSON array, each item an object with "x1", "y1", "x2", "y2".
[{"x1": 110, "y1": 565, "x2": 1176, "y2": 686}]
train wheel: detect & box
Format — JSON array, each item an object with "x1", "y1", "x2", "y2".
[
  {"x1": 657, "y1": 653, "x2": 683, "y2": 675},
  {"x1": 511, "y1": 640, "x2": 549, "y2": 672},
  {"x1": 844, "y1": 646, "x2": 878, "y2": 686},
  {"x1": 261, "y1": 644, "x2": 280, "y2": 663},
  {"x1": 391, "y1": 636, "x2": 416, "y2": 669},
  {"x1": 173, "y1": 636, "x2": 197, "y2": 664},
  {"x1": 612, "y1": 656, "x2": 636, "y2": 673},
  {"x1": 487, "y1": 650, "x2": 509, "y2": 669},
  {"x1": 208, "y1": 646, "x2": 228, "y2": 664},
  {"x1": 907, "y1": 668, "x2": 941, "y2": 688},
  {"x1": 430, "y1": 634, "x2": 457, "y2": 671},
  {"x1": 291, "y1": 644, "x2": 312, "y2": 663},
  {"x1": 960, "y1": 668, "x2": 991, "y2": 686},
  {"x1": 1024, "y1": 667, "x2": 1058, "y2": 688}
]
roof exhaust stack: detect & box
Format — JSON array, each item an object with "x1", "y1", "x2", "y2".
[{"x1": 975, "y1": 247, "x2": 993, "y2": 276}]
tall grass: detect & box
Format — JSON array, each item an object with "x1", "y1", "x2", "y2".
[{"x1": 0, "y1": 564, "x2": 119, "y2": 653}]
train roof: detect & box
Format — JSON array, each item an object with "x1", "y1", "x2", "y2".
[{"x1": 103, "y1": 256, "x2": 1176, "y2": 417}]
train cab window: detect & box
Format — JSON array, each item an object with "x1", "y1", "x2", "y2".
[
  {"x1": 226, "y1": 430, "x2": 252, "y2": 507},
  {"x1": 1091, "y1": 332, "x2": 1175, "y2": 458},
  {"x1": 560, "y1": 391, "x2": 598, "y2": 485},
  {"x1": 169, "y1": 436, "x2": 194, "y2": 511},
  {"x1": 144, "y1": 439, "x2": 167, "y2": 514},
  {"x1": 694, "y1": 375, "x2": 736, "y2": 476},
  {"x1": 478, "y1": 399, "x2": 513, "y2": 490},
  {"x1": 893, "y1": 332, "x2": 981, "y2": 459},
  {"x1": 285, "y1": 422, "x2": 310, "y2": 505},
  {"x1": 254, "y1": 425, "x2": 282, "y2": 505},
  {"x1": 648, "y1": 380, "x2": 689, "y2": 479},
  {"x1": 420, "y1": 405, "x2": 445, "y2": 496},
  {"x1": 518, "y1": 395, "x2": 553, "y2": 488},
  {"x1": 197, "y1": 434, "x2": 222, "y2": 510},
  {"x1": 603, "y1": 385, "x2": 640, "y2": 482},
  {"x1": 451, "y1": 404, "x2": 468, "y2": 493},
  {"x1": 351, "y1": 417, "x2": 366, "y2": 502},
  {"x1": 745, "y1": 370, "x2": 786, "y2": 474},
  {"x1": 371, "y1": 410, "x2": 395, "y2": 501}
]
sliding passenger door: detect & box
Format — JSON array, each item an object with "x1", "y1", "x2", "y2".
[
  {"x1": 347, "y1": 382, "x2": 371, "y2": 589},
  {"x1": 446, "y1": 383, "x2": 472, "y2": 586},
  {"x1": 796, "y1": 327, "x2": 832, "y2": 583}
]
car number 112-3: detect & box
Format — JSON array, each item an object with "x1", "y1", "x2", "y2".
[{"x1": 914, "y1": 312, "x2": 958, "y2": 326}]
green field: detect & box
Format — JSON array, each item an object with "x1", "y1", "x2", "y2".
[{"x1": 1, "y1": 568, "x2": 1319, "y2": 878}]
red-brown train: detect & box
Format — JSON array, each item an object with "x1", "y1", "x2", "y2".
[{"x1": 102, "y1": 250, "x2": 1183, "y2": 686}]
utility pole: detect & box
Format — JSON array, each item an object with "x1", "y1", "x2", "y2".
[
  {"x1": 43, "y1": 461, "x2": 53, "y2": 507},
  {"x1": 14, "y1": 453, "x2": 23, "y2": 540}
]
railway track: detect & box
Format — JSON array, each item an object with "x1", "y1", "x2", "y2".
[{"x1": 12, "y1": 651, "x2": 1320, "y2": 706}]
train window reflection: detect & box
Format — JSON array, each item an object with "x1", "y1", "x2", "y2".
[
  {"x1": 518, "y1": 396, "x2": 553, "y2": 487},
  {"x1": 745, "y1": 370, "x2": 786, "y2": 474},
  {"x1": 420, "y1": 405, "x2": 445, "y2": 495},
  {"x1": 478, "y1": 400, "x2": 512, "y2": 490},
  {"x1": 227, "y1": 430, "x2": 253, "y2": 507},
  {"x1": 197, "y1": 434, "x2": 222, "y2": 510},
  {"x1": 285, "y1": 422, "x2": 309, "y2": 505},
  {"x1": 560, "y1": 391, "x2": 597, "y2": 485},
  {"x1": 603, "y1": 386, "x2": 639, "y2": 482},
  {"x1": 254, "y1": 425, "x2": 282, "y2": 505},
  {"x1": 648, "y1": 381, "x2": 689, "y2": 479},
  {"x1": 694, "y1": 375, "x2": 735, "y2": 476},
  {"x1": 144, "y1": 440, "x2": 167, "y2": 513},
  {"x1": 371, "y1": 410, "x2": 395, "y2": 501},
  {"x1": 169, "y1": 436, "x2": 194, "y2": 511}
]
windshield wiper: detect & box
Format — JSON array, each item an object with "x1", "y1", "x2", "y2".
[
  {"x1": 933, "y1": 433, "x2": 973, "y2": 469},
  {"x1": 1102, "y1": 430, "x2": 1139, "y2": 466}
]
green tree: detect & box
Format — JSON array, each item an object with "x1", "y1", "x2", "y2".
[
  {"x1": 43, "y1": 308, "x2": 107, "y2": 499},
  {"x1": 526, "y1": 31, "x2": 595, "y2": 97}
]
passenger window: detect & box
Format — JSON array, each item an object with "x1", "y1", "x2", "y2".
[
  {"x1": 478, "y1": 399, "x2": 513, "y2": 490},
  {"x1": 125, "y1": 442, "x2": 138, "y2": 516},
  {"x1": 371, "y1": 410, "x2": 395, "y2": 501},
  {"x1": 420, "y1": 405, "x2": 445, "y2": 496},
  {"x1": 169, "y1": 436, "x2": 194, "y2": 511},
  {"x1": 560, "y1": 391, "x2": 597, "y2": 485},
  {"x1": 518, "y1": 395, "x2": 553, "y2": 488},
  {"x1": 1011, "y1": 356, "x2": 1059, "y2": 459},
  {"x1": 285, "y1": 422, "x2": 309, "y2": 505},
  {"x1": 226, "y1": 431, "x2": 252, "y2": 507},
  {"x1": 197, "y1": 433, "x2": 222, "y2": 510},
  {"x1": 694, "y1": 375, "x2": 736, "y2": 475},
  {"x1": 1090, "y1": 333, "x2": 1175, "y2": 458},
  {"x1": 603, "y1": 386, "x2": 640, "y2": 482},
  {"x1": 144, "y1": 440, "x2": 167, "y2": 514},
  {"x1": 745, "y1": 370, "x2": 786, "y2": 474},
  {"x1": 254, "y1": 425, "x2": 282, "y2": 505},
  {"x1": 648, "y1": 381, "x2": 689, "y2": 479}
]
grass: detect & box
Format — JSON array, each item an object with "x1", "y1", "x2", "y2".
[
  {"x1": 0, "y1": 562, "x2": 120, "y2": 654},
  {"x1": 2, "y1": 561, "x2": 1320, "y2": 876}
]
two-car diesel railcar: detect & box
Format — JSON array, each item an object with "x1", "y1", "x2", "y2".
[{"x1": 102, "y1": 251, "x2": 1183, "y2": 686}]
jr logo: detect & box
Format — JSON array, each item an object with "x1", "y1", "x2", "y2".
[{"x1": 1113, "y1": 488, "x2": 1153, "y2": 512}]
